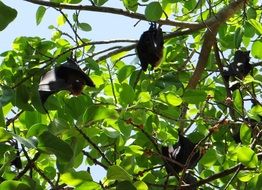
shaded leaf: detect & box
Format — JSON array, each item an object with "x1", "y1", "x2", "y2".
[
  {"x1": 0, "y1": 2, "x2": 17, "y2": 31},
  {"x1": 38, "y1": 131, "x2": 74, "y2": 162},
  {"x1": 145, "y1": 2, "x2": 162, "y2": 21}
]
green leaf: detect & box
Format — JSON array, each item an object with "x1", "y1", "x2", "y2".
[
  {"x1": 116, "y1": 181, "x2": 136, "y2": 190},
  {"x1": 13, "y1": 134, "x2": 37, "y2": 149},
  {"x1": 247, "y1": 7, "x2": 257, "y2": 19},
  {"x1": 119, "y1": 83, "x2": 135, "y2": 105},
  {"x1": 93, "y1": 0, "x2": 107, "y2": 6},
  {"x1": 38, "y1": 131, "x2": 74, "y2": 162},
  {"x1": 78, "y1": 22, "x2": 92, "y2": 32},
  {"x1": 251, "y1": 41, "x2": 262, "y2": 59},
  {"x1": 248, "y1": 19, "x2": 262, "y2": 34},
  {"x1": 117, "y1": 65, "x2": 136, "y2": 83},
  {"x1": 107, "y1": 165, "x2": 132, "y2": 181},
  {"x1": 26, "y1": 123, "x2": 47, "y2": 138},
  {"x1": 159, "y1": 92, "x2": 182, "y2": 106},
  {"x1": 138, "y1": 91, "x2": 151, "y2": 103},
  {"x1": 57, "y1": 14, "x2": 66, "y2": 26},
  {"x1": 134, "y1": 181, "x2": 148, "y2": 190},
  {"x1": 145, "y1": 2, "x2": 163, "y2": 21},
  {"x1": 0, "y1": 2, "x2": 17, "y2": 31},
  {"x1": 0, "y1": 180, "x2": 31, "y2": 190},
  {"x1": 233, "y1": 90, "x2": 243, "y2": 113},
  {"x1": 123, "y1": 0, "x2": 138, "y2": 12},
  {"x1": 60, "y1": 171, "x2": 92, "y2": 186},
  {"x1": 183, "y1": 89, "x2": 207, "y2": 104},
  {"x1": 75, "y1": 181, "x2": 101, "y2": 190},
  {"x1": 13, "y1": 85, "x2": 34, "y2": 111},
  {"x1": 234, "y1": 27, "x2": 243, "y2": 49},
  {"x1": 236, "y1": 146, "x2": 258, "y2": 168},
  {"x1": 0, "y1": 106, "x2": 5, "y2": 127},
  {"x1": 0, "y1": 128, "x2": 12, "y2": 142},
  {"x1": 36, "y1": 6, "x2": 46, "y2": 25},
  {"x1": 199, "y1": 149, "x2": 217, "y2": 167},
  {"x1": 83, "y1": 105, "x2": 118, "y2": 122},
  {"x1": 240, "y1": 124, "x2": 251, "y2": 145}
]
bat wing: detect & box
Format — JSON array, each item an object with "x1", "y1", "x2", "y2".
[
  {"x1": 38, "y1": 68, "x2": 71, "y2": 104},
  {"x1": 56, "y1": 60, "x2": 95, "y2": 87}
]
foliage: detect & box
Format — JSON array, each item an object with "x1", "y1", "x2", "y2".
[{"x1": 0, "y1": 0, "x2": 262, "y2": 189}]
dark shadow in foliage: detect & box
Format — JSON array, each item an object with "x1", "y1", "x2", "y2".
[
  {"x1": 222, "y1": 50, "x2": 251, "y2": 91},
  {"x1": 38, "y1": 58, "x2": 95, "y2": 105},
  {"x1": 162, "y1": 134, "x2": 202, "y2": 189},
  {"x1": 136, "y1": 22, "x2": 164, "y2": 71},
  {"x1": 10, "y1": 140, "x2": 22, "y2": 169}
]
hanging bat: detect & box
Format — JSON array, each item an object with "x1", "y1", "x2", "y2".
[
  {"x1": 38, "y1": 58, "x2": 95, "y2": 104},
  {"x1": 222, "y1": 50, "x2": 251, "y2": 91},
  {"x1": 136, "y1": 22, "x2": 164, "y2": 71},
  {"x1": 162, "y1": 134, "x2": 202, "y2": 175}
]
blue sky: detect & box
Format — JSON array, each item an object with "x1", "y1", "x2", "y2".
[{"x1": 0, "y1": 0, "x2": 151, "y2": 182}]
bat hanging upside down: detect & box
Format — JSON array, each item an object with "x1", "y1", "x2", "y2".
[
  {"x1": 136, "y1": 22, "x2": 164, "y2": 71},
  {"x1": 38, "y1": 58, "x2": 95, "y2": 104}
]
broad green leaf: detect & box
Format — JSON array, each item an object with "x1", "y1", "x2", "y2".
[
  {"x1": 57, "y1": 14, "x2": 66, "y2": 26},
  {"x1": 234, "y1": 27, "x2": 243, "y2": 49},
  {"x1": 126, "y1": 145, "x2": 143, "y2": 156},
  {"x1": 83, "y1": 105, "x2": 118, "y2": 122},
  {"x1": 199, "y1": 149, "x2": 217, "y2": 167},
  {"x1": 36, "y1": 6, "x2": 46, "y2": 25},
  {"x1": 26, "y1": 123, "x2": 47, "y2": 138},
  {"x1": 117, "y1": 65, "x2": 136, "y2": 83},
  {"x1": 0, "y1": 180, "x2": 31, "y2": 190},
  {"x1": 116, "y1": 181, "x2": 136, "y2": 190},
  {"x1": 107, "y1": 165, "x2": 132, "y2": 181},
  {"x1": 75, "y1": 181, "x2": 101, "y2": 190},
  {"x1": 134, "y1": 181, "x2": 148, "y2": 190},
  {"x1": 68, "y1": 0, "x2": 82, "y2": 3},
  {"x1": 247, "y1": 8, "x2": 257, "y2": 19},
  {"x1": 13, "y1": 85, "x2": 34, "y2": 111},
  {"x1": 0, "y1": 128, "x2": 12, "y2": 142},
  {"x1": 251, "y1": 41, "x2": 262, "y2": 59},
  {"x1": 0, "y1": 2, "x2": 17, "y2": 31},
  {"x1": 119, "y1": 83, "x2": 135, "y2": 105},
  {"x1": 233, "y1": 90, "x2": 243, "y2": 113},
  {"x1": 123, "y1": 0, "x2": 138, "y2": 12},
  {"x1": 0, "y1": 106, "x2": 5, "y2": 127},
  {"x1": 240, "y1": 124, "x2": 251, "y2": 145},
  {"x1": 13, "y1": 134, "x2": 37, "y2": 149},
  {"x1": 138, "y1": 91, "x2": 151, "y2": 103},
  {"x1": 159, "y1": 92, "x2": 182, "y2": 106},
  {"x1": 0, "y1": 87, "x2": 14, "y2": 106},
  {"x1": 236, "y1": 146, "x2": 258, "y2": 168},
  {"x1": 183, "y1": 89, "x2": 207, "y2": 104},
  {"x1": 145, "y1": 2, "x2": 162, "y2": 21},
  {"x1": 78, "y1": 22, "x2": 92, "y2": 32},
  {"x1": 238, "y1": 171, "x2": 254, "y2": 182},
  {"x1": 60, "y1": 171, "x2": 92, "y2": 186},
  {"x1": 248, "y1": 19, "x2": 262, "y2": 34},
  {"x1": 38, "y1": 131, "x2": 74, "y2": 162},
  {"x1": 93, "y1": 0, "x2": 107, "y2": 6},
  {"x1": 104, "y1": 127, "x2": 120, "y2": 138}
]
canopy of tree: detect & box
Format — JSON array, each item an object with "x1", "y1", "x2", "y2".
[{"x1": 0, "y1": 0, "x2": 262, "y2": 190}]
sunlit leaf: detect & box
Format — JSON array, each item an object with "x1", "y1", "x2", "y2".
[
  {"x1": 236, "y1": 146, "x2": 258, "y2": 168},
  {"x1": 107, "y1": 165, "x2": 132, "y2": 181}
]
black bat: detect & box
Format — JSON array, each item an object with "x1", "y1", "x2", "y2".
[
  {"x1": 136, "y1": 23, "x2": 164, "y2": 71},
  {"x1": 222, "y1": 50, "x2": 251, "y2": 91},
  {"x1": 162, "y1": 134, "x2": 202, "y2": 175},
  {"x1": 38, "y1": 58, "x2": 95, "y2": 104}
]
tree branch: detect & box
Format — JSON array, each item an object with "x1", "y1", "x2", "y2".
[{"x1": 23, "y1": 0, "x2": 199, "y2": 28}]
